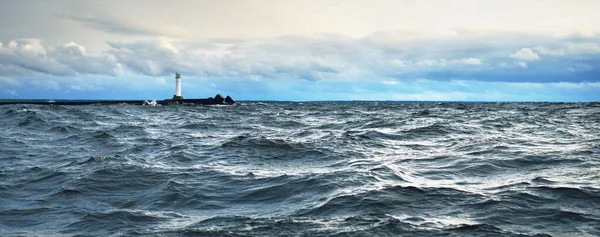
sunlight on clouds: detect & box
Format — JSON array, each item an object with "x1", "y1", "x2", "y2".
[
  {"x1": 64, "y1": 42, "x2": 87, "y2": 55},
  {"x1": 158, "y1": 37, "x2": 179, "y2": 54},
  {"x1": 8, "y1": 39, "x2": 47, "y2": 55}
]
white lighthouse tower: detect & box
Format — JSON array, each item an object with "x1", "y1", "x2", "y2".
[{"x1": 173, "y1": 72, "x2": 183, "y2": 100}]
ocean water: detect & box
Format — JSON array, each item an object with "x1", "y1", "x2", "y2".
[{"x1": 1, "y1": 102, "x2": 599, "y2": 236}]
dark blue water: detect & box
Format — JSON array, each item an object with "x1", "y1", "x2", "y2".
[{"x1": 1, "y1": 102, "x2": 599, "y2": 236}]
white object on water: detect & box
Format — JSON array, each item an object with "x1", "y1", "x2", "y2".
[{"x1": 143, "y1": 100, "x2": 158, "y2": 106}]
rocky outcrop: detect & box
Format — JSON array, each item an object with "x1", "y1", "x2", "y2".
[
  {"x1": 213, "y1": 94, "x2": 225, "y2": 104},
  {"x1": 224, "y1": 96, "x2": 237, "y2": 104}
]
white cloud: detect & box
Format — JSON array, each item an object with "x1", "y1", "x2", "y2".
[
  {"x1": 457, "y1": 58, "x2": 482, "y2": 65},
  {"x1": 106, "y1": 39, "x2": 183, "y2": 76},
  {"x1": 534, "y1": 43, "x2": 600, "y2": 56},
  {"x1": 534, "y1": 46, "x2": 565, "y2": 56},
  {"x1": 0, "y1": 29, "x2": 598, "y2": 88},
  {"x1": 63, "y1": 42, "x2": 87, "y2": 55},
  {"x1": 381, "y1": 80, "x2": 399, "y2": 85},
  {"x1": 510, "y1": 48, "x2": 540, "y2": 61},
  {"x1": 0, "y1": 76, "x2": 21, "y2": 86},
  {"x1": 388, "y1": 59, "x2": 410, "y2": 68},
  {"x1": 566, "y1": 63, "x2": 593, "y2": 73},
  {"x1": 30, "y1": 80, "x2": 60, "y2": 90},
  {"x1": 0, "y1": 39, "x2": 116, "y2": 77},
  {"x1": 154, "y1": 77, "x2": 167, "y2": 85},
  {"x1": 532, "y1": 43, "x2": 600, "y2": 56},
  {"x1": 12, "y1": 39, "x2": 47, "y2": 55},
  {"x1": 7, "y1": 89, "x2": 17, "y2": 96},
  {"x1": 554, "y1": 82, "x2": 600, "y2": 89},
  {"x1": 50, "y1": 42, "x2": 117, "y2": 76},
  {"x1": 158, "y1": 37, "x2": 179, "y2": 54},
  {"x1": 388, "y1": 57, "x2": 482, "y2": 69},
  {"x1": 69, "y1": 83, "x2": 102, "y2": 92},
  {"x1": 516, "y1": 61, "x2": 528, "y2": 68},
  {"x1": 0, "y1": 39, "x2": 72, "y2": 76},
  {"x1": 417, "y1": 59, "x2": 440, "y2": 67},
  {"x1": 552, "y1": 82, "x2": 585, "y2": 89},
  {"x1": 8, "y1": 41, "x2": 17, "y2": 49},
  {"x1": 565, "y1": 42, "x2": 600, "y2": 54},
  {"x1": 451, "y1": 80, "x2": 471, "y2": 87}
]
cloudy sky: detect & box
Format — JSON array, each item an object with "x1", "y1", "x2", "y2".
[{"x1": 0, "y1": 0, "x2": 599, "y2": 101}]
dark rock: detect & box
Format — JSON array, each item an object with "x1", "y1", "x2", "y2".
[
  {"x1": 224, "y1": 96, "x2": 237, "y2": 104},
  {"x1": 214, "y1": 94, "x2": 225, "y2": 104}
]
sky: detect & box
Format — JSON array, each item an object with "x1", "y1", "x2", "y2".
[{"x1": 0, "y1": 0, "x2": 599, "y2": 101}]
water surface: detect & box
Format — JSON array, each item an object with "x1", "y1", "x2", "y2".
[{"x1": 1, "y1": 102, "x2": 599, "y2": 236}]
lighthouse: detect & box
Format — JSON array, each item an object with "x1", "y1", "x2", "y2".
[{"x1": 172, "y1": 72, "x2": 183, "y2": 100}]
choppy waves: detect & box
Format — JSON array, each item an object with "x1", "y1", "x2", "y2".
[{"x1": 1, "y1": 102, "x2": 599, "y2": 236}]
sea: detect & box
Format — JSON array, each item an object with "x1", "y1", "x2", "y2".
[{"x1": 1, "y1": 102, "x2": 599, "y2": 236}]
